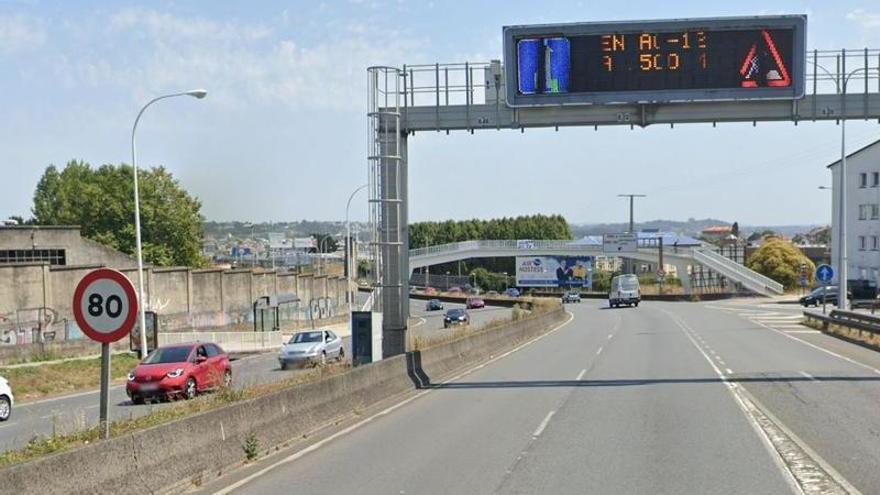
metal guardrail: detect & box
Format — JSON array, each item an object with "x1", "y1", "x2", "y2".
[
  {"x1": 804, "y1": 309, "x2": 880, "y2": 333},
  {"x1": 396, "y1": 49, "x2": 880, "y2": 109}
]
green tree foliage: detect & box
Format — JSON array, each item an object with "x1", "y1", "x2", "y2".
[
  {"x1": 470, "y1": 267, "x2": 513, "y2": 292},
  {"x1": 32, "y1": 160, "x2": 206, "y2": 267},
  {"x1": 310, "y1": 233, "x2": 339, "y2": 253},
  {"x1": 746, "y1": 237, "x2": 815, "y2": 289},
  {"x1": 410, "y1": 214, "x2": 572, "y2": 277},
  {"x1": 409, "y1": 214, "x2": 572, "y2": 248}
]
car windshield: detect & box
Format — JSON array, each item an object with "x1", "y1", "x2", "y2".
[
  {"x1": 291, "y1": 332, "x2": 323, "y2": 343},
  {"x1": 811, "y1": 287, "x2": 836, "y2": 296},
  {"x1": 143, "y1": 346, "x2": 191, "y2": 364},
  {"x1": 447, "y1": 309, "x2": 465, "y2": 317}
]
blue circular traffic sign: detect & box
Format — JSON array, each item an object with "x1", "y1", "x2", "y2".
[{"x1": 816, "y1": 264, "x2": 834, "y2": 283}]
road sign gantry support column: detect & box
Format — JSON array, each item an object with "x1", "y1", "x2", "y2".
[{"x1": 368, "y1": 66, "x2": 409, "y2": 357}]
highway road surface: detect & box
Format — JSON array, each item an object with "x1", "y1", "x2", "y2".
[
  {"x1": 0, "y1": 298, "x2": 509, "y2": 453},
  {"x1": 197, "y1": 298, "x2": 880, "y2": 495}
]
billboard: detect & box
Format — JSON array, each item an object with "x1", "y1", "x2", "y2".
[
  {"x1": 516, "y1": 256, "x2": 594, "y2": 288},
  {"x1": 503, "y1": 15, "x2": 806, "y2": 107}
]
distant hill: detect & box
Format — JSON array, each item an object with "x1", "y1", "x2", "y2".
[{"x1": 570, "y1": 219, "x2": 823, "y2": 239}]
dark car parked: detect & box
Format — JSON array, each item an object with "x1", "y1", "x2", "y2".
[{"x1": 799, "y1": 286, "x2": 850, "y2": 307}]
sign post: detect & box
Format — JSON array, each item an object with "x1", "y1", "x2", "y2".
[
  {"x1": 815, "y1": 264, "x2": 834, "y2": 315},
  {"x1": 72, "y1": 268, "x2": 139, "y2": 439}
]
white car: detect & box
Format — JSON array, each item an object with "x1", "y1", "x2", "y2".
[
  {"x1": 0, "y1": 376, "x2": 13, "y2": 421},
  {"x1": 278, "y1": 330, "x2": 344, "y2": 370}
]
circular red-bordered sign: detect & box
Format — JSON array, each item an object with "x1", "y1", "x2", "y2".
[{"x1": 72, "y1": 268, "x2": 139, "y2": 344}]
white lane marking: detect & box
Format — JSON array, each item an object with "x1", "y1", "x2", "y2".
[
  {"x1": 410, "y1": 317, "x2": 427, "y2": 329},
  {"x1": 607, "y1": 333, "x2": 613, "y2": 340},
  {"x1": 662, "y1": 308, "x2": 859, "y2": 495},
  {"x1": 718, "y1": 359, "x2": 726, "y2": 366},
  {"x1": 576, "y1": 369, "x2": 586, "y2": 381},
  {"x1": 783, "y1": 330, "x2": 820, "y2": 334},
  {"x1": 596, "y1": 346, "x2": 604, "y2": 356},
  {"x1": 725, "y1": 368, "x2": 734, "y2": 375},
  {"x1": 18, "y1": 385, "x2": 124, "y2": 408},
  {"x1": 799, "y1": 371, "x2": 818, "y2": 382},
  {"x1": 532, "y1": 411, "x2": 556, "y2": 438},
  {"x1": 212, "y1": 311, "x2": 577, "y2": 495},
  {"x1": 750, "y1": 318, "x2": 880, "y2": 375}
]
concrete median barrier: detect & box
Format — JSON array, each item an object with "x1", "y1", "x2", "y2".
[{"x1": 0, "y1": 307, "x2": 565, "y2": 494}]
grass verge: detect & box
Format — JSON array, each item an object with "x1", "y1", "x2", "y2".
[
  {"x1": 0, "y1": 362, "x2": 350, "y2": 469},
  {"x1": 0, "y1": 353, "x2": 142, "y2": 402}
]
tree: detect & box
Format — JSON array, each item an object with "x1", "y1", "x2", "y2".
[
  {"x1": 731, "y1": 221, "x2": 740, "y2": 238},
  {"x1": 310, "y1": 233, "x2": 338, "y2": 253},
  {"x1": 746, "y1": 237, "x2": 814, "y2": 289},
  {"x1": 32, "y1": 160, "x2": 207, "y2": 267}
]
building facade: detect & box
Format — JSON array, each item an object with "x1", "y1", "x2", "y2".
[
  {"x1": 829, "y1": 138, "x2": 880, "y2": 284},
  {"x1": 0, "y1": 225, "x2": 136, "y2": 268}
]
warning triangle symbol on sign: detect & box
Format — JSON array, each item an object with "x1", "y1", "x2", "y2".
[{"x1": 739, "y1": 30, "x2": 792, "y2": 88}]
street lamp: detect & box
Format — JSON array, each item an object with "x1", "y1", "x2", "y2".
[
  {"x1": 814, "y1": 59, "x2": 880, "y2": 310},
  {"x1": 345, "y1": 184, "x2": 368, "y2": 306},
  {"x1": 131, "y1": 89, "x2": 207, "y2": 358},
  {"x1": 818, "y1": 186, "x2": 832, "y2": 191}
]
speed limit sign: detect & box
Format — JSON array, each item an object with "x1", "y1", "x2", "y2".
[{"x1": 72, "y1": 268, "x2": 139, "y2": 344}]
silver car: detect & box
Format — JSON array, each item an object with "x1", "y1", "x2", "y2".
[{"x1": 279, "y1": 330, "x2": 344, "y2": 370}]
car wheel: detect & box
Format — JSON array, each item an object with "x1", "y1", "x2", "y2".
[
  {"x1": 223, "y1": 369, "x2": 232, "y2": 388},
  {"x1": 184, "y1": 378, "x2": 197, "y2": 400},
  {"x1": 131, "y1": 395, "x2": 145, "y2": 406},
  {"x1": 338, "y1": 347, "x2": 345, "y2": 360},
  {"x1": 0, "y1": 395, "x2": 11, "y2": 421},
  {"x1": 280, "y1": 362, "x2": 288, "y2": 371}
]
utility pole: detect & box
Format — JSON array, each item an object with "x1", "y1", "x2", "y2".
[{"x1": 618, "y1": 194, "x2": 646, "y2": 275}]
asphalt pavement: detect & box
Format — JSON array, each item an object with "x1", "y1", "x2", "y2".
[
  {"x1": 0, "y1": 298, "x2": 510, "y2": 453},
  {"x1": 197, "y1": 298, "x2": 880, "y2": 495}
]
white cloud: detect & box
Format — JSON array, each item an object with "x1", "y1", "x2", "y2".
[
  {"x1": 846, "y1": 9, "x2": 880, "y2": 28},
  {"x1": 61, "y1": 7, "x2": 421, "y2": 111},
  {"x1": 0, "y1": 13, "x2": 46, "y2": 55}
]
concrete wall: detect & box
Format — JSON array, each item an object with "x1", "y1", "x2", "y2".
[
  {"x1": 0, "y1": 263, "x2": 346, "y2": 340},
  {"x1": 0, "y1": 308, "x2": 565, "y2": 494}
]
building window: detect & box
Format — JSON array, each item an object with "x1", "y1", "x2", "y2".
[
  {"x1": 859, "y1": 236, "x2": 867, "y2": 250},
  {"x1": 861, "y1": 173, "x2": 868, "y2": 188},
  {"x1": 0, "y1": 249, "x2": 66, "y2": 265},
  {"x1": 860, "y1": 204, "x2": 869, "y2": 220},
  {"x1": 873, "y1": 172, "x2": 879, "y2": 187},
  {"x1": 873, "y1": 204, "x2": 880, "y2": 220}
]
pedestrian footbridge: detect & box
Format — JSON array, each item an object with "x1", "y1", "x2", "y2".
[{"x1": 409, "y1": 240, "x2": 784, "y2": 296}]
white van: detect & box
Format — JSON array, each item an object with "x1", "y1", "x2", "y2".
[{"x1": 609, "y1": 274, "x2": 641, "y2": 308}]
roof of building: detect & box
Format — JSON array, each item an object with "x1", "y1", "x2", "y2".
[
  {"x1": 826, "y1": 137, "x2": 880, "y2": 169},
  {"x1": 701, "y1": 225, "x2": 732, "y2": 234},
  {"x1": 0, "y1": 225, "x2": 81, "y2": 230}
]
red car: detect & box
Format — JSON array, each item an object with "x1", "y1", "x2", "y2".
[
  {"x1": 466, "y1": 297, "x2": 485, "y2": 309},
  {"x1": 126, "y1": 342, "x2": 231, "y2": 404}
]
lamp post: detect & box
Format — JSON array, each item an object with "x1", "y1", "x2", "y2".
[
  {"x1": 814, "y1": 58, "x2": 880, "y2": 310},
  {"x1": 618, "y1": 194, "x2": 646, "y2": 275},
  {"x1": 131, "y1": 89, "x2": 207, "y2": 359},
  {"x1": 345, "y1": 184, "x2": 368, "y2": 307}
]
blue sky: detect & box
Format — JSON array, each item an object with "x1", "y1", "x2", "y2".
[{"x1": 1, "y1": 1, "x2": 879, "y2": 226}]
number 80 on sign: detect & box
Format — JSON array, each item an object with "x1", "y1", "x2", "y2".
[{"x1": 72, "y1": 268, "x2": 139, "y2": 344}]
